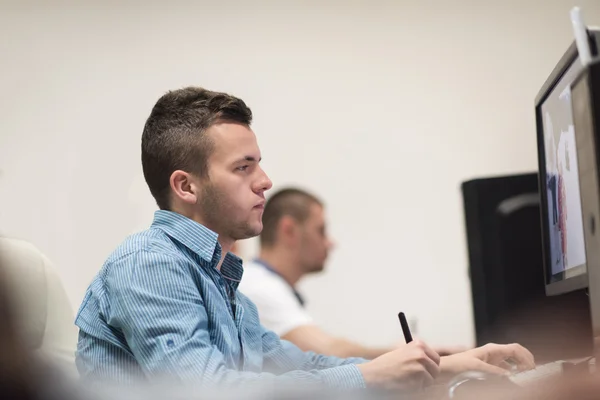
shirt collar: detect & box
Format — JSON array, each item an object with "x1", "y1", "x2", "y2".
[{"x1": 151, "y1": 210, "x2": 244, "y2": 288}]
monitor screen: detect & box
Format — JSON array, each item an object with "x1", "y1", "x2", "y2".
[{"x1": 540, "y1": 56, "x2": 588, "y2": 285}]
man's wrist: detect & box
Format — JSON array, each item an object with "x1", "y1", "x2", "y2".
[{"x1": 356, "y1": 362, "x2": 376, "y2": 387}]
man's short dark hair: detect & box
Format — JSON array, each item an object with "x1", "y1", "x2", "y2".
[
  {"x1": 260, "y1": 188, "x2": 323, "y2": 247},
  {"x1": 141, "y1": 86, "x2": 252, "y2": 210}
]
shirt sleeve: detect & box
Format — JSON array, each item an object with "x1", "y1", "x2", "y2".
[
  {"x1": 238, "y1": 264, "x2": 313, "y2": 336},
  {"x1": 104, "y1": 251, "x2": 366, "y2": 391},
  {"x1": 260, "y1": 325, "x2": 367, "y2": 387}
]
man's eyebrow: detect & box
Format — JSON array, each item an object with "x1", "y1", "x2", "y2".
[{"x1": 235, "y1": 156, "x2": 261, "y2": 163}]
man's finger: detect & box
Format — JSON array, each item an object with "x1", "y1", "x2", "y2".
[
  {"x1": 498, "y1": 359, "x2": 518, "y2": 372},
  {"x1": 505, "y1": 344, "x2": 535, "y2": 371},
  {"x1": 420, "y1": 341, "x2": 441, "y2": 366},
  {"x1": 419, "y1": 353, "x2": 441, "y2": 380},
  {"x1": 489, "y1": 343, "x2": 535, "y2": 371}
]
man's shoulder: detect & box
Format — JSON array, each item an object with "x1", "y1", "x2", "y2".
[
  {"x1": 240, "y1": 260, "x2": 287, "y2": 292},
  {"x1": 239, "y1": 261, "x2": 304, "y2": 310},
  {"x1": 106, "y1": 227, "x2": 181, "y2": 264},
  {"x1": 239, "y1": 261, "x2": 313, "y2": 336},
  {"x1": 241, "y1": 259, "x2": 271, "y2": 276},
  {"x1": 95, "y1": 227, "x2": 194, "y2": 286}
]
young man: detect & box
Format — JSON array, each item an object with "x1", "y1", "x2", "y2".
[
  {"x1": 239, "y1": 188, "x2": 466, "y2": 359},
  {"x1": 75, "y1": 87, "x2": 535, "y2": 393}
]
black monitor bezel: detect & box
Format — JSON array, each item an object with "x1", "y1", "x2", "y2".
[{"x1": 535, "y1": 30, "x2": 600, "y2": 296}]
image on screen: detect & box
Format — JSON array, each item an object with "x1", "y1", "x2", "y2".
[{"x1": 541, "y1": 57, "x2": 587, "y2": 278}]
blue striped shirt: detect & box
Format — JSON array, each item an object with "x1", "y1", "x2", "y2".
[{"x1": 75, "y1": 210, "x2": 366, "y2": 390}]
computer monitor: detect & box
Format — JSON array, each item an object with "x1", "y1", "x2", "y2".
[
  {"x1": 570, "y1": 55, "x2": 600, "y2": 361},
  {"x1": 535, "y1": 29, "x2": 600, "y2": 296}
]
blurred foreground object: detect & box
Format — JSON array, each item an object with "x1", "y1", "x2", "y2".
[{"x1": 0, "y1": 237, "x2": 77, "y2": 373}]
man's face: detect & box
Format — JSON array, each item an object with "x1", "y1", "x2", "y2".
[
  {"x1": 298, "y1": 203, "x2": 334, "y2": 274},
  {"x1": 196, "y1": 122, "x2": 272, "y2": 241}
]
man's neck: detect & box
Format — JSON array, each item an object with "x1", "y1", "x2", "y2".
[{"x1": 257, "y1": 247, "x2": 303, "y2": 287}]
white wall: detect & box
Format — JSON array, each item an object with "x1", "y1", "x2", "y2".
[{"x1": 1, "y1": 0, "x2": 600, "y2": 349}]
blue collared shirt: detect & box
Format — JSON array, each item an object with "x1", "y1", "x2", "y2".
[{"x1": 75, "y1": 210, "x2": 366, "y2": 390}]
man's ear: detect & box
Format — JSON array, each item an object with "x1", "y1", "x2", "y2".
[
  {"x1": 279, "y1": 215, "x2": 299, "y2": 245},
  {"x1": 169, "y1": 170, "x2": 199, "y2": 205}
]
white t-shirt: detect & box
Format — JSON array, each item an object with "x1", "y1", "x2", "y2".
[{"x1": 239, "y1": 259, "x2": 313, "y2": 336}]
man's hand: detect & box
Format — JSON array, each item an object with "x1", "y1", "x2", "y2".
[
  {"x1": 357, "y1": 340, "x2": 441, "y2": 393},
  {"x1": 393, "y1": 339, "x2": 470, "y2": 357},
  {"x1": 434, "y1": 345, "x2": 470, "y2": 357},
  {"x1": 438, "y1": 343, "x2": 535, "y2": 380}
]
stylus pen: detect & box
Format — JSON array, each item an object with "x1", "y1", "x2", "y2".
[{"x1": 398, "y1": 312, "x2": 413, "y2": 344}]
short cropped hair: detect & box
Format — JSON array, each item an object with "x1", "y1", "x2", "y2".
[
  {"x1": 260, "y1": 188, "x2": 323, "y2": 247},
  {"x1": 141, "y1": 87, "x2": 252, "y2": 210}
]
